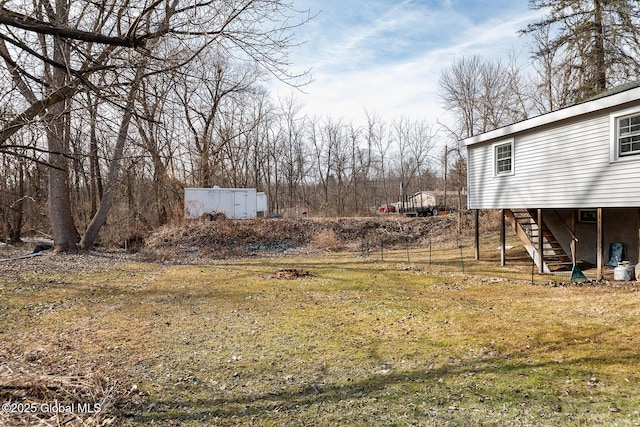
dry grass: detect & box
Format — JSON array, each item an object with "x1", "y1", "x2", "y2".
[
  {"x1": 0, "y1": 348, "x2": 122, "y2": 426},
  {"x1": 0, "y1": 221, "x2": 639, "y2": 425},
  {"x1": 311, "y1": 230, "x2": 344, "y2": 251}
]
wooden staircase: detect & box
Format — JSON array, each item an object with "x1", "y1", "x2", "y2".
[{"x1": 505, "y1": 209, "x2": 573, "y2": 273}]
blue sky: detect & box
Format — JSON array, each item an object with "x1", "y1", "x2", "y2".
[{"x1": 275, "y1": 0, "x2": 546, "y2": 128}]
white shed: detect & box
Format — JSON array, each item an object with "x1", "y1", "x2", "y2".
[
  {"x1": 256, "y1": 192, "x2": 268, "y2": 217},
  {"x1": 184, "y1": 187, "x2": 265, "y2": 219}
]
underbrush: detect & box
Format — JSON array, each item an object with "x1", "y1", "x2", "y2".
[{"x1": 142, "y1": 211, "x2": 500, "y2": 261}]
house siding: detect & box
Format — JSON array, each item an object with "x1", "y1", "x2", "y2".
[{"x1": 467, "y1": 108, "x2": 640, "y2": 209}]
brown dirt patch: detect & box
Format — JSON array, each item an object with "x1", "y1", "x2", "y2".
[{"x1": 270, "y1": 268, "x2": 311, "y2": 279}]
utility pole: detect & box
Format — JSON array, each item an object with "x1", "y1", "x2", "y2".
[{"x1": 443, "y1": 146, "x2": 448, "y2": 210}]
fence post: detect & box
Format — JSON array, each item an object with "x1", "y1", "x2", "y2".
[{"x1": 457, "y1": 235, "x2": 465, "y2": 274}]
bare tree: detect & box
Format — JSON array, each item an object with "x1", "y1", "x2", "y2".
[
  {"x1": 392, "y1": 117, "x2": 437, "y2": 198},
  {"x1": 366, "y1": 111, "x2": 391, "y2": 210},
  {"x1": 0, "y1": 152, "x2": 27, "y2": 243},
  {"x1": 347, "y1": 123, "x2": 366, "y2": 215},
  {"x1": 132, "y1": 73, "x2": 181, "y2": 226},
  {"x1": 270, "y1": 95, "x2": 307, "y2": 209},
  {"x1": 528, "y1": 27, "x2": 576, "y2": 113},
  {"x1": 180, "y1": 53, "x2": 261, "y2": 187},
  {"x1": 309, "y1": 116, "x2": 337, "y2": 214},
  {"x1": 524, "y1": 0, "x2": 640, "y2": 103},
  {"x1": 328, "y1": 120, "x2": 350, "y2": 216},
  {"x1": 0, "y1": 0, "x2": 311, "y2": 251},
  {"x1": 439, "y1": 55, "x2": 527, "y2": 139}
]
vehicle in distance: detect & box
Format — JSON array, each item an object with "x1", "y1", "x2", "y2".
[{"x1": 378, "y1": 204, "x2": 396, "y2": 213}]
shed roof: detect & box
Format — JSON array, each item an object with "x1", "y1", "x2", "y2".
[{"x1": 462, "y1": 81, "x2": 640, "y2": 147}]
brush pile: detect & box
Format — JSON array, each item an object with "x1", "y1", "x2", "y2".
[
  {"x1": 143, "y1": 213, "x2": 488, "y2": 261},
  {"x1": 0, "y1": 349, "x2": 124, "y2": 426}
]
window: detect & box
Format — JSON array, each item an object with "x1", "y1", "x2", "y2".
[
  {"x1": 610, "y1": 109, "x2": 640, "y2": 162},
  {"x1": 493, "y1": 140, "x2": 513, "y2": 176},
  {"x1": 578, "y1": 209, "x2": 597, "y2": 224},
  {"x1": 618, "y1": 114, "x2": 640, "y2": 156}
]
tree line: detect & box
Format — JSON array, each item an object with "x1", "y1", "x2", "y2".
[
  {"x1": 441, "y1": 0, "x2": 640, "y2": 140},
  {"x1": 1, "y1": 0, "x2": 639, "y2": 250}
]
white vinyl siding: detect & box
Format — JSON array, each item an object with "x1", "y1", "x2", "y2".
[{"x1": 467, "y1": 110, "x2": 640, "y2": 209}]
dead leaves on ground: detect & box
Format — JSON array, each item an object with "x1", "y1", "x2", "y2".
[{"x1": 270, "y1": 268, "x2": 311, "y2": 279}]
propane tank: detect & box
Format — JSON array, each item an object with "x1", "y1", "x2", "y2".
[
  {"x1": 614, "y1": 261, "x2": 632, "y2": 281},
  {"x1": 627, "y1": 262, "x2": 635, "y2": 280}
]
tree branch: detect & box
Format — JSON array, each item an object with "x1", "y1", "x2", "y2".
[
  {"x1": 0, "y1": 7, "x2": 145, "y2": 47},
  {"x1": 0, "y1": 83, "x2": 79, "y2": 144}
]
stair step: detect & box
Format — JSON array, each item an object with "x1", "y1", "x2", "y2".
[
  {"x1": 506, "y1": 208, "x2": 573, "y2": 271},
  {"x1": 544, "y1": 255, "x2": 571, "y2": 260},
  {"x1": 528, "y1": 237, "x2": 559, "y2": 244},
  {"x1": 529, "y1": 240, "x2": 560, "y2": 245}
]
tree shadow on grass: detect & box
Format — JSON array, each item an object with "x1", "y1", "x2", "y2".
[{"x1": 127, "y1": 351, "x2": 640, "y2": 425}]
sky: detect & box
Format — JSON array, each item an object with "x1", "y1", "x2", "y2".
[{"x1": 273, "y1": 0, "x2": 546, "y2": 130}]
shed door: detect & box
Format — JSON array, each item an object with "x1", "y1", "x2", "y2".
[{"x1": 234, "y1": 191, "x2": 248, "y2": 218}]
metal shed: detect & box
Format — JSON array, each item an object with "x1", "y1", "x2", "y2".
[{"x1": 184, "y1": 187, "x2": 265, "y2": 219}]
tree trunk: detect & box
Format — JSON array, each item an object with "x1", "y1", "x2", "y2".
[
  {"x1": 47, "y1": 2, "x2": 80, "y2": 251},
  {"x1": 7, "y1": 159, "x2": 25, "y2": 244},
  {"x1": 593, "y1": 0, "x2": 607, "y2": 93},
  {"x1": 80, "y1": 69, "x2": 141, "y2": 249},
  {"x1": 48, "y1": 100, "x2": 80, "y2": 251},
  {"x1": 152, "y1": 154, "x2": 168, "y2": 226},
  {"x1": 88, "y1": 93, "x2": 103, "y2": 217}
]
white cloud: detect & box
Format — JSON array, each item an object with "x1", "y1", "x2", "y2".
[
  {"x1": 303, "y1": 0, "x2": 428, "y2": 71},
  {"x1": 273, "y1": 1, "x2": 545, "y2": 130}
]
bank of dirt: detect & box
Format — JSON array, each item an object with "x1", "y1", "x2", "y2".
[{"x1": 142, "y1": 211, "x2": 499, "y2": 262}]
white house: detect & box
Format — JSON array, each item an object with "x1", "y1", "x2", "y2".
[
  {"x1": 463, "y1": 81, "x2": 640, "y2": 278},
  {"x1": 398, "y1": 191, "x2": 438, "y2": 216}
]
